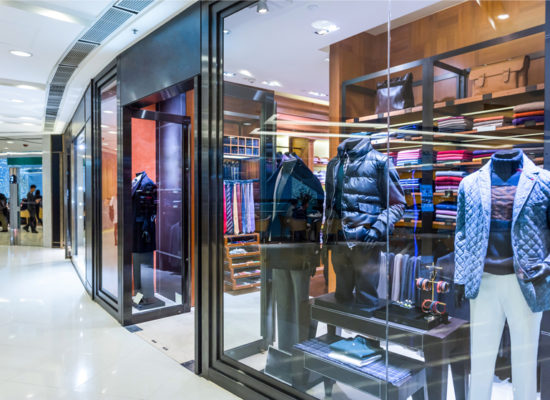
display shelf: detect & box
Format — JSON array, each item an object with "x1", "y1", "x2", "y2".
[
  {"x1": 434, "y1": 122, "x2": 544, "y2": 141},
  {"x1": 433, "y1": 221, "x2": 456, "y2": 229},
  {"x1": 433, "y1": 192, "x2": 458, "y2": 199},
  {"x1": 346, "y1": 84, "x2": 544, "y2": 125},
  {"x1": 395, "y1": 220, "x2": 422, "y2": 228},
  {"x1": 224, "y1": 233, "x2": 262, "y2": 291}
]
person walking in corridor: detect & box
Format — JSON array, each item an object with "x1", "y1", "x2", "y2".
[
  {"x1": 23, "y1": 185, "x2": 38, "y2": 233},
  {"x1": 0, "y1": 193, "x2": 7, "y2": 232}
]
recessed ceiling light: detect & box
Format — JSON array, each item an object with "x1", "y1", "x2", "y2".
[
  {"x1": 324, "y1": 57, "x2": 330, "y2": 62},
  {"x1": 20, "y1": 117, "x2": 37, "y2": 121},
  {"x1": 239, "y1": 69, "x2": 253, "y2": 78},
  {"x1": 10, "y1": 50, "x2": 32, "y2": 57},
  {"x1": 257, "y1": 0, "x2": 269, "y2": 14},
  {"x1": 262, "y1": 80, "x2": 282, "y2": 87},
  {"x1": 22, "y1": 122, "x2": 37, "y2": 126},
  {"x1": 10, "y1": 99, "x2": 24, "y2": 103},
  {"x1": 223, "y1": 29, "x2": 231, "y2": 35},
  {"x1": 243, "y1": 122, "x2": 252, "y2": 126},
  {"x1": 497, "y1": 14, "x2": 510, "y2": 20},
  {"x1": 4, "y1": 148, "x2": 8, "y2": 150},
  {"x1": 101, "y1": 124, "x2": 108, "y2": 128},
  {"x1": 108, "y1": 130, "x2": 117, "y2": 134},
  {"x1": 103, "y1": 110, "x2": 113, "y2": 114},
  {"x1": 223, "y1": 71, "x2": 236, "y2": 78},
  {"x1": 312, "y1": 20, "x2": 340, "y2": 35},
  {"x1": 16, "y1": 85, "x2": 39, "y2": 90},
  {"x1": 35, "y1": 9, "x2": 77, "y2": 24},
  {"x1": 6, "y1": 141, "x2": 13, "y2": 144}
]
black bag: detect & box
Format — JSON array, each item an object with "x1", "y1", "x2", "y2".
[{"x1": 375, "y1": 72, "x2": 414, "y2": 114}]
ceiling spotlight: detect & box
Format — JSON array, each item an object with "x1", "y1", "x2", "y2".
[
  {"x1": 10, "y1": 99, "x2": 24, "y2": 103},
  {"x1": 108, "y1": 130, "x2": 117, "y2": 134},
  {"x1": 7, "y1": 141, "x2": 13, "y2": 144},
  {"x1": 239, "y1": 69, "x2": 253, "y2": 78},
  {"x1": 497, "y1": 14, "x2": 510, "y2": 20},
  {"x1": 20, "y1": 117, "x2": 37, "y2": 121},
  {"x1": 16, "y1": 85, "x2": 39, "y2": 90},
  {"x1": 101, "y1": 124, "x2": 108, "y2": 128},
  {"x1": 35, "y1": 9, "x2": 77, "y2": 24},
  {"x1": 103, "y1": 110, "x2": 113, "y2": 114},
  {"x1": 324, "y1": 57, "x2": 330, "y2": 62},
  {"x1": 262, "y1": 80, "x2": 282, "y2": 87},
  {"x1": 223, "y1": 29, "x2": 231, "y2": 35},
  {"x1": 22, "y1": 122, "x2": 37, "y2": 126},
  {"x1": 257, "y1": 0, "x2": 269, "y2": 14},
  {"x1": 10, "y1": 50, "x2": 32, "y2": 57},
  {"x1": 312, "y1": 20, "x2": 340, "y2": 36},
  {"x1": 223, "y1": 71, "x2": 236, "y2": 78}
]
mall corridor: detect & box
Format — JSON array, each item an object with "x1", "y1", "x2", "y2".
[{"x1": 0, "y1": 246, "x2": 238, "y2": 400}]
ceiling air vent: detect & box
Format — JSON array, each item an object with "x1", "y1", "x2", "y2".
[
  {"x1": 115, "y1": 0, "x2": 154, "y2": 13},
  {"x1": 44, "y1": 1, "x2": 153, "y2": 132},
  {"x1": 80, "y1": 8, "x2": 134, "y2": 45},
  {"x1": 60, "y1": 41, "x2": 99, "y2": 67}
]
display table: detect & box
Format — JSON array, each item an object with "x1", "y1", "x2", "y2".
[{"x1": 310, "y1": 294, "x2": 469, "y2": 400}]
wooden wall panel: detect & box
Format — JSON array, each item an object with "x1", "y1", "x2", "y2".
[{"x1": 329, "y1": 0, "x2": 545, "y2": 156}]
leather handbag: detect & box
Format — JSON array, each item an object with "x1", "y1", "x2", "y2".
[
  {"x1": 469, "y1": 55, "x2": 530, "y2": 96},
  {"x1": 375, "y1": 72, "x2": 414, "y2": 114}
]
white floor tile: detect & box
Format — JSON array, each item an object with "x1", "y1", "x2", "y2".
[{"x1": 0, "y1": 245, "x2": 239, "y2": 400}]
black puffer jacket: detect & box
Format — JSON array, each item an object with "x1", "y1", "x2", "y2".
[{"x1": 323, "y1": 137, "x2": 405, "y2": 245}]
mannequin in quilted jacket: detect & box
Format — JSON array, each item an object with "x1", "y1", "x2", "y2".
[{"x1": 454, "y1": 149, "x2": 550, "y2": 400}]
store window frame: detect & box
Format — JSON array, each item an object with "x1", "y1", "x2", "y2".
[
  {"x1": 119, "y1": 77, "x2": 196, "y2": 326},
  {"x1": 93, "y1": 65, "x2": 122, "y2": 321},
  {"x1": 199, "y1": 2, "x2": 321, "y2": 399},
  {"x1": 70, "y1": 126, "x2": 87, "y2": 284}
]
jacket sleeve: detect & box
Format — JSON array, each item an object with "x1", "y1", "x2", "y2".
[
  {"x1": 372, "y1": 159, "x2": 405, "y2": 237},
  {"x1": 454, "y1": 180, "x2": 467, "y2": 284},
  {"x1": 321, "y1": 160, "x2": 335, "y2": 244}
]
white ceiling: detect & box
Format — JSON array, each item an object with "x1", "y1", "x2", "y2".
[
  {"x1": 0, "y1": 0, "x2": 196, "y2": 140},
  {"x1": 224, "y1": 0, "x2": 459, "y2": 100}
]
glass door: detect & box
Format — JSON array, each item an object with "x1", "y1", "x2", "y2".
[{"x1": 125, "y1": 104, "x2": 192, "y2": 319}]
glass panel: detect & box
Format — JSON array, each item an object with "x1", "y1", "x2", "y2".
[
  {"x1": 388, "y1": 1, "x2": 546, "y2": 400},
  {"x1": 130, "y1": 94, "x2": 186, "y2": 313},
  {"x1": 222, "y1": 2, "x2": 392, "y2": 398},
  {"x1": 72, "y1": 132, "x2": 86, "y2": 277},
  {"x1": 100, "y1": 80, "x2": 119, "y2": 298}
]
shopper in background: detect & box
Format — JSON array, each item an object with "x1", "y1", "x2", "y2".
[
  {"x1": 0, "y1": 193, "x2": 8, "y2": 232},
  {"x1": 34, "y1": 189, "x2": 43, "y2": 225},
  {"x1": 23, "y1": 184, "x2": 38, "y2": 233}
]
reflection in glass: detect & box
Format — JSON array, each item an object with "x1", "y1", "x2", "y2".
[
  {"x1": 72, "y1": 132, "x2": 86, "y2": 276},
  {"x1": 100, "y1": 80, "x2": 119, "y2": 298}
]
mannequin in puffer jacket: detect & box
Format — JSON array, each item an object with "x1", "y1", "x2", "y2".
[
  {"x1": 322, "y1": 136, "x2": 405, "y2": 305},
  {"x1": 454, "y1": 149, "x2": 550, "y2": 400}
]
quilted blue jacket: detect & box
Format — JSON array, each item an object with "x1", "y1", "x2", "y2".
[{"x1": 454, "y1": 155, "x2": 550, "y2": 312}]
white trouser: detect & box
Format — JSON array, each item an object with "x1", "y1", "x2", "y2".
[{"x1": 469, "y1": 273, "x2": 542, "y2": 400}]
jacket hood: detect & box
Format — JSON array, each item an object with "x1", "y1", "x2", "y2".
[{"x1": 337, "y1": 137, "x2": 373, "y2": 159}]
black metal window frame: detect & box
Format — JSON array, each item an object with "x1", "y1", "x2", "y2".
[{"x1": 93, "y1": 64, "x2": 122, "y2": 321}]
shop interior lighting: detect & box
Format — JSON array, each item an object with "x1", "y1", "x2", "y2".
[
  {"x1": 312, "y1": 20, "x2": 340, "y2": 36},
  {"x1": 308, "y1": 91, "x2": 328, "y2": 97},
  {"x1": 35, "y1": 8, "x2": 78, "y2": 24},
  {"x1": 262, "y1": 80, "x2": 282, "y2": 87},
  {"x1": 223, "y1": 71, "x2": 236, "y2": 77},
  {"x1": 239, "y1": 69, "x2": 253, "y2": 78},
  {"x1": 223, "y1": 29, "x2": 231, "y2": 35},
  {"x1": 22, "y1": 122, "x2": 37, "y2": 126},
  {"x1": 497, "y1": 14, "x2": 510, "y2": 20},
  {"x1": 257, "y1": 0, "x2": 269, "y2": 14},
  {"x1": 9, "y1": 50, "x2": 32, "y2": 57},
  {"x1": 10, "y1": 99, "x2": 24, "y2": 103},
  {"x1": 103, "y1": 110, "x2": 113, "y2": 114}
]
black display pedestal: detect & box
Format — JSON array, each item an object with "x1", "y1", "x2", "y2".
[{"x1": 132, "y1": 296, "x2": 165, "y2": 311}]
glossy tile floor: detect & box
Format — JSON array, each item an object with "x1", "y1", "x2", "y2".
[{"x1": 0, "y1": 245, "x2": 239, "y2": 400}]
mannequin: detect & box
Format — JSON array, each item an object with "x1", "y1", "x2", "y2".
[
  {"x1": 323, "y1": 137, "x2": 405, "y2": 306},
  {"x1": 454, "y1": 149, "x2": 550, "y2": 400},
  {"x1": 132, "y1": 171, "x2": 158, "y2": 305}
]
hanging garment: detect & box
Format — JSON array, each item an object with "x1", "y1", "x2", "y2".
[
  {"x1": 232, "y1": 183, "x2": 240, "y2": 235},
  {"x1": 225, "y1": 183, "x2": 234, "y2": 234}
]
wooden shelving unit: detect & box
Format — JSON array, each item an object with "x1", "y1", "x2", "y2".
[
  {"x1": 223, "y1": 135, "x2": 260, "y2": 157},
  {"x1": 224, "y1": 233, "x2": 262, "y2": 291}
]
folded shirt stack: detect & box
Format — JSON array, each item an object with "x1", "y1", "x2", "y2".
[
  {"x1": 472, "y1": 149, "x2": 498, "y2": 161},
  {"x1": 513, "y1": 101, "x2": 544, "y2": 126},
  {"x1": 514, "y1": 143, "x2": 544, "y2": 162},
  {"x1": 435, "y1": 202, "x2": 457, "y2": 222},
  {"x1": 327, "y1": 336, "x2": 382, "y2": 367},
  {"x1": 399, "y1": 178, "x2": 420, "y2": 191},
  {"x1": 437, "y1": 116, "x2": 473, "y2": 132},
  {"x1": 435, "y1": 170, "x2": 466, "y2": 192},
  {"x1": 396, "y1": 149, "x2": 422, "y2": 166},
  {"x1": 436, "y1": 150, "x2": 473, "y2": 163},
  {"x1": 403, "y1": 207, "x2": 421, "y2": 221},
  {"x1": 473, "y1": 116, "x2": 512, "y2": 130},
  {"x1": 395, "y1": 124, "x2": 424, "y2": 140}
]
